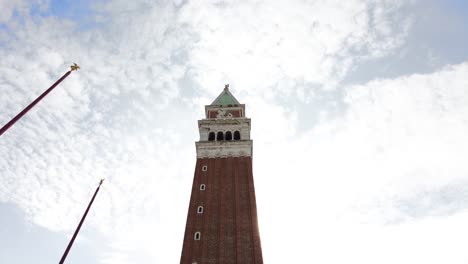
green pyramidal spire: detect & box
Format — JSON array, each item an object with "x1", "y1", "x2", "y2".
[{"x1": 211, "y1": 84, "x2": 240, "y2": 106}]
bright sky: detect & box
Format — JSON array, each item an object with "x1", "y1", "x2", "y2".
[{"x1": 1, "y1": 0, "x2": 468, "y2": 263}]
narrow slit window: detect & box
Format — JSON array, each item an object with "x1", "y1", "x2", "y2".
[
  {"x1": 202, "y1": 165, "x2": 208, "y2": 171},
  {"x1": 197, "y1": 206, "x2": 203, "y2": 214},
  {"x1": 194, "y1": 232, "x2": 201, "y2": 240},
  {"x1": 200, "y1": 184, "x2": 206, "y2": 191}
]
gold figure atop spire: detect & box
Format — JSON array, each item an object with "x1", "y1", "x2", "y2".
[{"x1": 70, "y1": 63, "x2": 80, "y2": 71}]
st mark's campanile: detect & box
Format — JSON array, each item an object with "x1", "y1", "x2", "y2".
[{"x1": 180, "y1": 85, "x2": 263, "y2": 264}]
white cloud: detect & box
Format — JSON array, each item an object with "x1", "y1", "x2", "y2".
[
  {"x1": 0, "y1": 8, "x2": 193, "y2": 257},
  {"x1": 180, "y1": 0, "x2": 412, "y2": 94},
  {"x1": 255, "y1": 62, "x2": 468, "y2": 263}
]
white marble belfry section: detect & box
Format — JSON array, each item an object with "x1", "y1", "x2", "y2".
[{"x1": 196, "y1": 118, "x2": 252, "y2": 158}]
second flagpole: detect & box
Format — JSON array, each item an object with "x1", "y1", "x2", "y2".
[{"x1": 58, "y1": 179, "x2": 104, "y2": 264}]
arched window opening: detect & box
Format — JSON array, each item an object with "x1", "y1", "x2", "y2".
[
  {"x1": 202, "y1": 165, "x2": 208, "y2": 171},
  {"x1": 194, "y1": 232, "x2": 201, "y2": 240},
  {"x1": 217, "y1": 131, "x2": 224, "y2": 141},
  {"x1": 225, "y1": 131, "x2": 232, "y2": 140},
  {"x1": 234, "y1": 131, "x2": 241, "y2": 140},
  {"x1": 200, "y1": 184, "x2": 206, "y2": 191},
  {"x1": 197, "y1": 206, "x2": 203, "y2": 214},
  {"x1": 208, "y1": 132, "x2": 215, "y2": 141}
]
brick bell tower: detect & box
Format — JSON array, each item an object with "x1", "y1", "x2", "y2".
[{"x1": 180, "y1": 85, "x2": 263, "y2": 264}]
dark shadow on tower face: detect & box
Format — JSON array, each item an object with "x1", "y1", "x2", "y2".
[{"x1": 217, "y1": 131, "x2": 224, "y2": 141}]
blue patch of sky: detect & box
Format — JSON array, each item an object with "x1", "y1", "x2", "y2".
[
  {"x1": 445, "y1": 0, "x2": 468, "y2": 16},
  {"x1": 0, "y1": 202, "x2": 103, "y2": 264},
  {"x1": 426, "y1": 0, "x2": 468, "y2": 62},
  {"x1": 0, "y1": 10, "x2": 23, "y2": 47},
  {"x1": 30, "y1": 0, "x2": 106, "y2": 30},
  {"x1": 342, "y1": 0, "x2": 468, "y2": 85},
  {"x1": 0, "y1": 0, "x2": 106, "y2": 33}
]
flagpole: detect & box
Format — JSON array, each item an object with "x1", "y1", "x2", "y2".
[
  {"x1": 0, "y1": 63, "x2": 80, "y2": 137},
  {"x1": 59, "y1": 179, "x2": 104, "y2": 264}
]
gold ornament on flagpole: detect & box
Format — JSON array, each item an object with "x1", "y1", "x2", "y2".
[{"x1": 70, "y1": 63, "x2": 80, "y2": 71}]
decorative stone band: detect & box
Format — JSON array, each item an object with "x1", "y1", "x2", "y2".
[{"x1": 196, "y1": 140, "x2": 253, "y2": 158}]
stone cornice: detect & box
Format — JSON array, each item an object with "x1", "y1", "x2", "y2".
[
  {"x1": 196, "y1": 140, "x2": 253, "y2": 158},
  {"x1": 198, "y1": 117, "x2": 251, "y2": 126}
]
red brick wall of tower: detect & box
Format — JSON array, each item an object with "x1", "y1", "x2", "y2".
[{"x1": 180, "y1": 156, "x2": 263, "y2": 264}]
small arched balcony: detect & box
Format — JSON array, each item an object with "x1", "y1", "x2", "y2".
[
  {"x1": 225, "y1": 131, "x2": 232, "y2": 140},
  {"x1": 217, "y1": 131, "x2": 224, "y2": 141},
  {"x1": 234, "y1": 131, "x2": 241, "y2": 140},
  {"x1": 208, "y1": 132, "x2": 215, "y2": 141}
]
